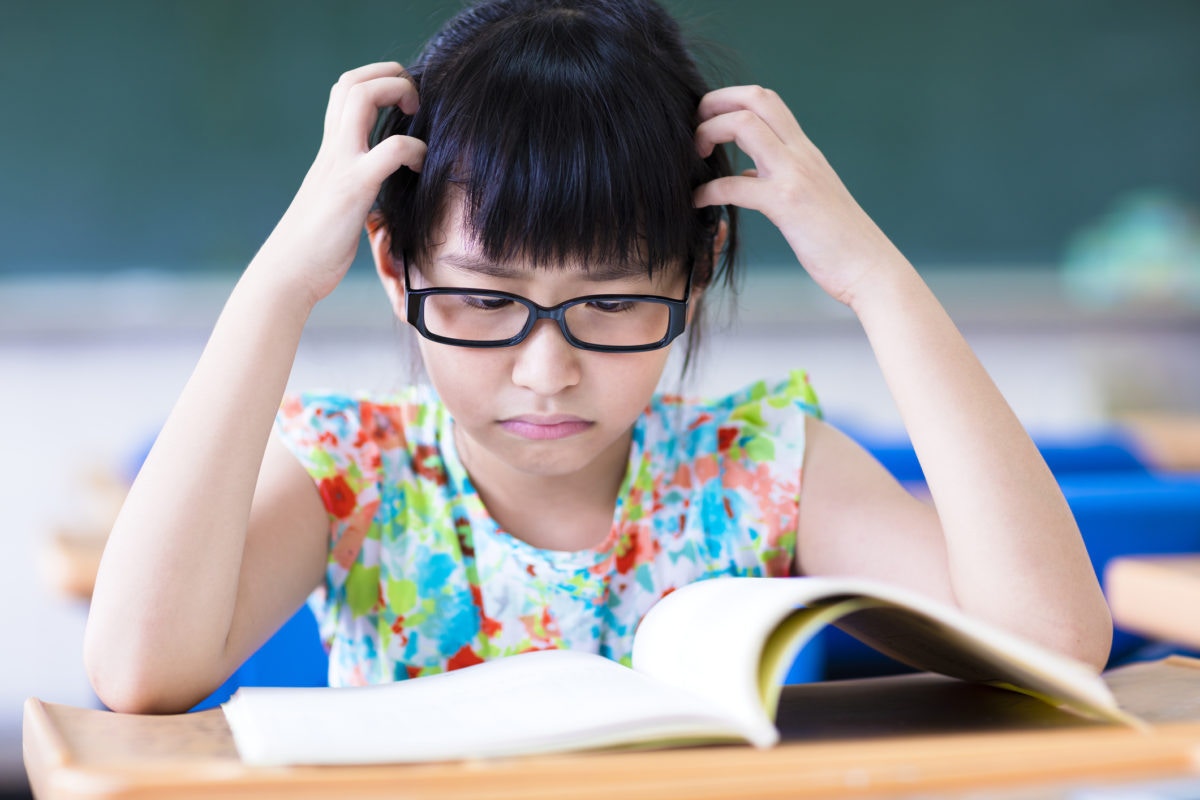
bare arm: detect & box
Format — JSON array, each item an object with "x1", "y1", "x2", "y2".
[
  {"x1": 694, "y1": 85, "x2": 1111, "y2": 670},
  {"x1": 84, "y1": 64, "x2": 426, "y2": 712}
]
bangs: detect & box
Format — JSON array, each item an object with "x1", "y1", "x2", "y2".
[{"x1": 374, "y1": 1, "x2": 732, "y2": 281}]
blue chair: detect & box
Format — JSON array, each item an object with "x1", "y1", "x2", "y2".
[
  {"x1": 820, "y1": 430, "x2": 1200, "y2": 678},
  {"x1": 1059, "y1": 472, "x2": 1200, "y2": 663},
  {"x1": 190, "y1": 604, "x2": 329, "y2": 711},
  {"x1": 847, "y1": 427, "x2": 1150, "y2": 484}
]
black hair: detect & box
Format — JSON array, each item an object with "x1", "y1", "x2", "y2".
[{"x1": 372, "y1": 0, "x2": 739, "y2": 371}]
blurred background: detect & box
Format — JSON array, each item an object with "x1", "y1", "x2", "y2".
[{"x1": 2, "y1": 1, "x2": 1199, "y2": 795}]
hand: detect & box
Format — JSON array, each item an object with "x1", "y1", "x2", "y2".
[
  {"x1": 693, "y1": 85, "x2": 901, "y2": 308},
  {"x1": 257, "y1": 62, "x2": 426, "y2": 307}
]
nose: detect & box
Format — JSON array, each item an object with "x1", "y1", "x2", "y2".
[{"x1": 510, "y1": 318, "x2": 582, "y2": 397}]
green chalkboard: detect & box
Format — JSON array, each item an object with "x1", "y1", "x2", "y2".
[{"x1": 1, "y1": 0, "x2": 1197, "y2": 275}]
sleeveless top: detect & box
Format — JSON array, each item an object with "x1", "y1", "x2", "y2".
[{"x1": 275, "y1": 370, "x2": 820, "y2": 686}]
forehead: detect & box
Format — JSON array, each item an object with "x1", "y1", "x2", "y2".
[
  {"x1": 429, "y1": 197, "x2": 684, "y2": 283},
  {"x1": 433, "y1": 250, "x2": 656, "y2": 283}
]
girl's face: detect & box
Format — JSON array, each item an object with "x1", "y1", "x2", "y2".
[{"x1": 372, "y1": 200, "x2": 692, "y2": 487}]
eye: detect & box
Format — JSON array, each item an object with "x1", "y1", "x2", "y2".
[
  {"x1": 586, "y1": 299, "x2": 636, "y2": 313},
  {"x1": 461, "y1": 295, "x2": 513, "y2": 310}
]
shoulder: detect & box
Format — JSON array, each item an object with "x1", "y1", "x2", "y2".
[
  {"x1": 646, "y1": 370, "x2": 821, "y2": 455},
  {"x1": 275, "y1": 386, "x2": 446, "y2": 475}
]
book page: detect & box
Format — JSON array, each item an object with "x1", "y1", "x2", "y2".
[
  {"x1": 224, "y1": 649, "x2": 756, "y2": 766},
  {"x1": 631, "y1": 577, "x2": 1132, "y2": 731},
  {"x1": 227, "y1": 575, "x2": 1134, "y2": 765},
  {"x1": 756, "y1": 598, "x2": 876, "y2": 715},
  {"x1": 631, "y1": 578, "x2": 848, "y2": 740},
  {"x1": 832, "y1": 606, "x2": 1139, "y2": 724}
]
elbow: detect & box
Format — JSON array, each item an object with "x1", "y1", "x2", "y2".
[
  {"x1": 86, "y1": 655, "x2": 207, "y2": 715},
  {"x1": 1063, "y1": 634, "x2": 1112, "y2": 676},
  {"x1": 1082, "y1": 610, "x2": 1115, "y2": 675},
  {"x1": 1056, "y1": 604, "x2": 1114, "y2": 675},
  {"x1": 87, "y1": 671, "x2": 161, "y2": 716},
  {"x1": 84, "y1": 621, "x2": 211, "y2": 715},
  {"x1": 1001, "y1": 595, "x2": 1113, "y2": 675},
  {"x1": 83, "y1": 638, "x2": 160, "y2": 714},
  {"x1": 87, "y1": 666, "x2": 181, "y2": 716},
  {"x1": 1083, "y1": 593, "x2": 1116, "y2": 673}
]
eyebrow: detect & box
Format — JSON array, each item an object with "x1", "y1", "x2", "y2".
[{"x1": 436, "y1": 252, "x2": 651, "y2": 281}]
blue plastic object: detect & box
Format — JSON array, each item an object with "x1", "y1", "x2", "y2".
[
  {"x1": 816, "y1": 428, "x2": 1200, "y2": 676},
  {"x1": 820, "y1": 469, "x2": 1200, "y2": 676},
  {"x1": 847, "y1": 427, "x2": 1149, "y2": 484},
  {"x1": 1060, "y1": 472, "x2": 1200, "y2": 663},
  {"x1": 782, "y1": 629, "x2": 824, "y2": 684},
  {"x1": 190, "y1": 604, "x2": 328, "y2": 711}
]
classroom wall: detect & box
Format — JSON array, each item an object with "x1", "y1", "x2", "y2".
[{"x1": 1, "y1": 0, "x2": 1198, "y2": 276}]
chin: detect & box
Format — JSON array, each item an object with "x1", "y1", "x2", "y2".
[
  {"x1": 482, "y1": 428, "x2": 614, "y2": 476},
  {"x1": 501, "y1": 445, "x2": 599, "y2": 478}
]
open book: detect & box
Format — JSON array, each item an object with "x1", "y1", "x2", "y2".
[{"x1": 223, "y1": 576, "x2": 1136, "y2": 766}]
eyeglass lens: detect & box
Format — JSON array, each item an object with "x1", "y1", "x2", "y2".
[{"x1": 421, "y1": 293, "x2": 672, "y2": 347}]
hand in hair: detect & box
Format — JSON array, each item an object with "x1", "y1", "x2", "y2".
[
  {"x1": 693, "y1": 85, "x2": 898, "y2": 309},
  {"x1": 261, "y1": 62, "x2": 426, "y2": 308},
  {"x1": 694, "y1": 85, "x2": 1112, "y2": 671}
]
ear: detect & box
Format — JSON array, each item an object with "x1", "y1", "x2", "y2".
[
  {"x1": 711, "y1": 218, "x2": 729, "y2": 270},
  {"x1": 685, "y1": 283, "x2": 705, "y2": 326},
  {"x1": 366, "y1": 212, "x2": 405, "y2": 316},
  {"x1": 684, "y1": 218, "x2": 726, "y2": 324}
]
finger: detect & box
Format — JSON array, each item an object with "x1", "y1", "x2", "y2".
[
  {"x1": 741, "y1": 168, "x2": 758, "y2": 178},
  {"x1": 337, "y1": 76, "x2": 421, "y2": 154},
  {"x1": 698, "y1": 85, "x2": 805, "y2": 145},
  {"x1": 695, "y1": 108, "x2": 791, "y2": 166},
  {"x1": 360, "y1": 135, "x2": 427, "y2": 184},
  {"x1": 324, "y1": 62, "x2": 408, "y2": 137},
  {"x1": 693, "y1": 175, "x2": 764, "y2": 211}
]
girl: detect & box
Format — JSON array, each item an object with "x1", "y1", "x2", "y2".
[{"x1": 85, "y1": 0, "x2": 1111, "y2": 713}]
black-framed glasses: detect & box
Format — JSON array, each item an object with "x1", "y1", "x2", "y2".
[{"x1": 402, "y1": 261, "x2": 691, "y2": 352}]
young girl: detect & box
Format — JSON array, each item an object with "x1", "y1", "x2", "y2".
[{"x1": 85, "y1": 0, "x2": 1112, "y2": 713}]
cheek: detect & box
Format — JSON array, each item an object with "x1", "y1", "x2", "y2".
[
  {"x1": 596, "y1": 350, "x2": 673, "y2": 410},
  {"x1": 418, "y1": 342, "x2": 502, "y2": 402}
]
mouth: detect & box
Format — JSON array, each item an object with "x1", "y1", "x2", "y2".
[{"x1": 499, "y1": 414, "x2": 593, "y2": 441}]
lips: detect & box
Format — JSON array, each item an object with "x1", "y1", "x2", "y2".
[{"x1": 499, "y1": 414, "x2": 593, "y2": 441}]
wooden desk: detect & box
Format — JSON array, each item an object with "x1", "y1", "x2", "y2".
[
  {"x1": 1106, "y1": 555, "x2": 1200, "y2": 650},
  {"x1": 24, "y1": 657, "x2": 1200, "y2": 800},
  {"x1": 1119, "y1": 413, "x2": 1200, "y2": 472}
]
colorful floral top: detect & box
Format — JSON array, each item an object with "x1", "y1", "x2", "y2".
[{"x1": 275, "y1": 371, "x2": 820, "y2": 687}]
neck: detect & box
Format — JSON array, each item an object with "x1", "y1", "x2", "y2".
[{"x1": 454, "y1": 427, "x2": 633, "y2": 552}]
